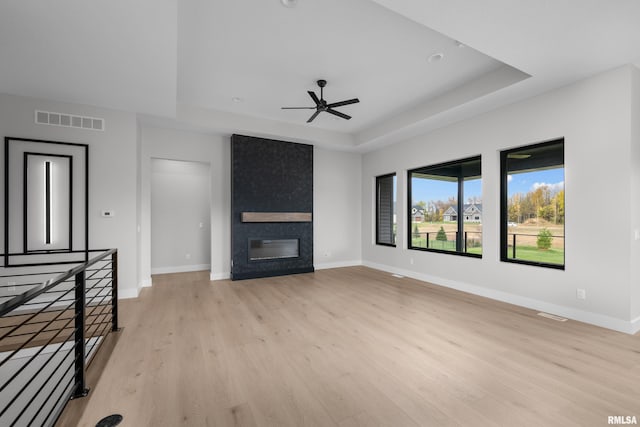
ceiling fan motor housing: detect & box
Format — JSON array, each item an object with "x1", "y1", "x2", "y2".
[{"x1": 281, "y1": 79, "x2": 360, "y2": 123}]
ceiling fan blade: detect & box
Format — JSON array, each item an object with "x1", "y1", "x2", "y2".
[
  {"x1": 326, "y1": 98, "x2": 360, "y2": 108},
  {"x1": 307, "y1": 91, "x2": 321, "y2": 106},
  {"x1": 281, "y1": 106, "x2": 316, "y2": 109},
  {"x1": 307, "y1": 110, "x2": 321, "y2": 123},
  {"x1": 326, "y1": 108, "x2": 351, "y2": 120}
]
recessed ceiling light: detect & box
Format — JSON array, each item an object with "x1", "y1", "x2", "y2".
[
  {"x1": 280, "y1": 0, "x2": 298, "y2": 7},
  {"x1": 428, "y1": 53, "x2": 444, "y2": 63},
  {"x1": 232, "y1": 97, "x2": 243, "y2": 103}
]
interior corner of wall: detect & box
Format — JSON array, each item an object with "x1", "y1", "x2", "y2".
[
  {"x1": 210, "y1": 271, "x2": 230, "y2": 281},
  {"x1": 315, "y1": 260, "x2": 363, "y2": 270},
  {"x1": 362, "y1": 260, "x2": 639, "y2": 335},
  {"x1": 118, "y1": 286, "x2": 139, "y2": 300},
  {"x1": 631, "y1": 314, "x2": 640, "y2": 335}
]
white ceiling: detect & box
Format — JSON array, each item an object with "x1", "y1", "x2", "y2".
[
  {"x1": 0, "y1": 0, "x2": 177, "y2": 117},
  {"x1": 178, "y1": 0, "x2": 514, "y2": 134},
  {"x1": 1, "y1": 1, "x2": 640, "y2": 151}
]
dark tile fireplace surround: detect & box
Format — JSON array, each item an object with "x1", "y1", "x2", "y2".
[{"x1": 231, "y1": 134, "x2": 314, "y2": 280}]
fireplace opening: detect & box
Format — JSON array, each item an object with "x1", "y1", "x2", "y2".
[{"x1": 248, "y1": 239, "x2": 299, "y2": 261}]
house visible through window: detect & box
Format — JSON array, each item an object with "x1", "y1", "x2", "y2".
[
  {"x1": 408, "y1": 156, "x2": 482, "y2": 256},
  {"x1": 376, "y1": 173, "x2": 396, "y2": 246},
  {"x1": 501, "y1": 139, "x2": 564, "y2": 269}
]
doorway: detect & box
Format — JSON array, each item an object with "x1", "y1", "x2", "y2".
[{"x1": 150, "y1": 159, "x2": 211, "y2": 275}]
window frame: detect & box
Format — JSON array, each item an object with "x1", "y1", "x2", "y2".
[
  {"x1": 375, "y1": 172, "x2": 396, "y2": 247},
  {"x1": 500, "y1": 138, "x2": 565, "y2": 270},
  {"x1": 407, "y1": 156, "x2": 482, "y2": 258}
]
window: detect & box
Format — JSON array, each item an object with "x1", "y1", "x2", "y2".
[
  {"x1": 376, "y1": 173, "x2": 396, "y2": 246},
  {"x1": 408, "y1": 156, "x2": 481, "y2": 257},
  {"x1": 501, "y1": 139, "x2": 564, "y2": 269}
]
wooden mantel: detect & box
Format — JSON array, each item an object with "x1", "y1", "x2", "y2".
[{"x1": 241, "y1": 212, "x2": 312, "y2": 223}]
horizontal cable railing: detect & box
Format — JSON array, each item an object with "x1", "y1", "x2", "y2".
[
  {"x1": 0, "y1": 249, "x2": 118, "y2": 427},
  {"x1": 411, "y1": 230, "x2": 483, "y2": 253},
  {"x1": 507, "y1": 233, "x2": 565, "y2": 264}
]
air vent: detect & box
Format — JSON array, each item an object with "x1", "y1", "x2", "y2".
[{"x1": 35, "y1": 110, "x2": 104, "y2": 131}]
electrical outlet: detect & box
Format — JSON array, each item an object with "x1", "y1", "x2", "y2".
[
  {"x1": 635, "y1": 229, "x2": 640, "y2": 240},
  {"x1": 410, "y1": 258, "x2": 414, "y2": 265},
  {"x1": 199, "y1": 222, "x2": 204, "y2": 229},
  {"x1": 185, "y1": 253, "x2": 191, "y2": 260},
  {"x1": 576, "y1": 288, "x2": 586, "y2": 300}
]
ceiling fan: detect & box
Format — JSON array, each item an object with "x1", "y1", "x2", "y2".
[{"x1": 281, "y1": 79, "x2": 359, "y2": 123}]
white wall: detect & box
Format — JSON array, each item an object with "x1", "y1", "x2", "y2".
[
  {"x1": 0, "y1": 93, "x2": 139, "y2": 298},
  {"x1": 2, "y1": 65, "x2": 636, "y2": 334},
  {"x1": 0, "y1": 103, "x2": 362, "y2": 298},
  {"x1": 140, "y1": 126, "x2": 229, "y2": 285},
  {"x1": 140, "y1": 126, "x2": 364, "y2": 285},
  {"x1": 150, "y1": 159, "x2": 211, "y2": 274},
  {"x1": 630, "y1": 65, "x2": 640, "y2": 322},
  {"x1": 361, "y1": 66, "x2": 639, "y2": 333},
  {"x1": 314, "y1": 148, "x2": 362, "y2": 268},
  {"x1": 136, "y1": 123, "x2": 143, "y2": 295}
]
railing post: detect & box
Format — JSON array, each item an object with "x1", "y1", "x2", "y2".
[
  {"x1": 72, "y1": 271, "x2": 89, "y2": 399},
  {"x1": 111, "y1": 250, "x2": 119, "y2": 332},
  {"x1": 426, "y1": 232, "x2": 429, "y2": 249},
  {"x1": 464, "y1": 231, "x2": 468, "y2": 253},
  {"x1": 512, "y1": 234, "x2": 517, "y2": 259}
]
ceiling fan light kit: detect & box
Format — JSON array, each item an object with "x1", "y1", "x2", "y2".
[{"x1": 282, "y1": 79, "x2": 360, "y2": 123}]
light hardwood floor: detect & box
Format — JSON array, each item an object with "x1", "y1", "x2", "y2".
[{"x1": 61, "y1": 267, "x2": 640, "y2": 426}]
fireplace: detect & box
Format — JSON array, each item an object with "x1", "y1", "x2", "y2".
[
  {"x1": 231, "y1": 135, "x2": 314, "y2": 280},
  {"x1": 249, "y1": 239, "x2": 299, "y2": 261}
]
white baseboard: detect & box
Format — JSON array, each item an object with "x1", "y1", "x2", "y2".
[
  {"x1": 210, "y1": 272, "x2": 230, "y2": 281},
  {"x1": 140, "y1": 278, "x2": 152, "y2": 288},
  {"x1": 151, "y1": 264, "x2": 210, "y2": 275},
  {"x1": 631, "y1": 315, "x2": 640, "y2": 335},
  {"x1": 119, "y1": 287, "x2": 139, "y2": 299},
  {"x1": 315, "y1": 260, "x2": 362, "y2": 270},
  {"x1": 209, "y1": 262, "x2": 363, "y2": 280},
  {"x1": 363, "y1": 260, "x2": 638, "y2": 335}
]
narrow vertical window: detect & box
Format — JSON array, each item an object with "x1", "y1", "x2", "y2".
[
  {"x1": 44, "y1": 160, "x2": 52, "y2": 245},
  {"x1": 501, "y1": 139, "x2": 564, "y2": 269},
  {"x1": 408, "y1": 156, "x2": 481, "y2": 257},
  {"x1": 376, "y1": 173, "x2": 396, "y2": 246}
]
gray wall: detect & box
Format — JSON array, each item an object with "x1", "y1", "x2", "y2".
[
  {"x1": 0, "y1": 93, "x2": 139, "y2": 298},
  {"x1": 139, "y1": 125, "x2": 362, "y2": 287},
  {"x1": 630, "y1": 65, "x2": 640, "y2": 321},
  {"x1": 314, "y1": 147, "x2": 362, "y2": 267},
  {"x1": 150, "y1": 159, "x2": 211, "y2": 274},
  {"x1": 361, "y1": 65, "x2": 640, "y2": 333},
  {"x1": 3, "y1": 64, "x2": 637, "y2": 334},
  {"x1": 140, "y1": 126, "x2": 229, "y2": 285}
]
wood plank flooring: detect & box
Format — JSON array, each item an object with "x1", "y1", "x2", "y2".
[
  {"x1": 61, "y1": 267, "x2": 640, "y2": 426},
  {"x1": 0, "y1": 304, "x2": 114, "y2": 352}
]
